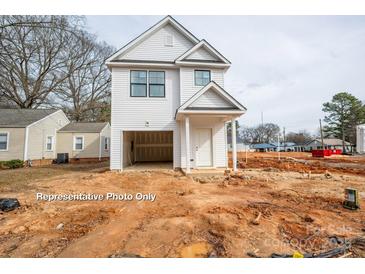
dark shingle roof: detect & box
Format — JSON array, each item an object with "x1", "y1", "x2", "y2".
[
  {"x1": 58, "y1": 122, "x2": 109, "y2": 133},
  {"x1": 0, "y1": 109, "x2": 59, "y2": 127}
]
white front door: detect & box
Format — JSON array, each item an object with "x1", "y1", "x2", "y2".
[{"x1": 196, "y1": 128, "x2": 212, "y2": 167}]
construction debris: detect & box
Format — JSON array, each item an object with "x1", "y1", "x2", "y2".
[
  {"x1": 251, "y1": 212, "x2": 262, "y2": 225},
  {"x1": 0, "y1": 198, "x2": 20, "y2": 212}
]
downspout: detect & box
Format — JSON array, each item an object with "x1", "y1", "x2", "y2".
[
  {"x1": 23, "y1": 126, "x2": 29, "y2": 164},
  {"x1": 99, "y1": 132, "x2": 102, "y2": 161}
]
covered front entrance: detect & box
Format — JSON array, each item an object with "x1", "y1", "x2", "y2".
[{"x1": 122, "y1": 131, "x2": 173, "y2": 169}]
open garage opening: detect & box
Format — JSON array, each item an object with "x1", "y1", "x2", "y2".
[{"x1": 123, "y1": 131, "x2": 173, "y2": 170}]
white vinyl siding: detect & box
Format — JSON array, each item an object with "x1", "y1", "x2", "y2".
[
  {"x1": 180, "y1": 67, "x2": 225, "y2": 105},
  {"x1": 110, "y1": 67, "x2": 181, "y2": 170},
  {"x1": 185, "y1": 46, "x2": 219, "y2": 61},
  {"x1": 190, "y1": 89, "x2": 233, "y2": 108},
  {"x1": 26, "y1": 110, "x2": 69, "y2": 160},
  {"x1": 119, "y1": 24, "x2": 195, "y2": 62}
]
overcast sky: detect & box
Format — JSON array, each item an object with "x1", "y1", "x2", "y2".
[{"x1": 86, "y1": 16, "x2": 365, "y2": 134}]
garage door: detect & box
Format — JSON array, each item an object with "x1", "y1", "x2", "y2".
[{"x1": 134, "y1": 131, "x2": 173, "y2": 162}]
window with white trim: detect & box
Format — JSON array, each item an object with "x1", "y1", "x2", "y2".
[
  {"x1": 74, "y1": 136, "x2": 84, "y2": 150},
  {"x1": 195, "y1": 70, "x2": 211, "y2": 86},
  {"x1": 104, "y1": 137, "x2": 109, "y2": 151},
  {"x1": 46, "y1": 136, "x2": 54, "y2": 151},
  {"x1": 0, "y1": 132, "x2": 9, "y2": 151}
]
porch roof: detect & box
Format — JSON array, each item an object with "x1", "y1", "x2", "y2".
[{"x1": 175, "y1": 81, "x2": 246, "y2": 120}]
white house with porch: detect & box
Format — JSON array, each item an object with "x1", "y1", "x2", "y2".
[{"x1": 106, "y1": 16, "x2": 246, "y2": 173}]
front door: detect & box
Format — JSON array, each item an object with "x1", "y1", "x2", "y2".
[{"x1": 196, "y1": 128, "x2": 212, "y2": 167}]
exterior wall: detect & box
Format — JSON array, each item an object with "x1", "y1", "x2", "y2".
[
  {"x1": 26, "y1": 110, "x2": 69, "y2": 160},
  {"x1": 0, "y1": 127, "x2": 25, "y2": 161},
  {"x1": 357, "y1": 125, "x2": 365, "y2": 154},
  {"x1": 180, "y1": 67, "x2": 225, "y2": 104},
  {"x1": 56, "y1": 132, "x2": 101, "y2": 159},
  {"x1": 180, "y1": 116, "x2": 227, "y2": 169},
  {"x1": 100, "y1": 124, "x2": 111, "y2": 158},
  {"x1": 110, "y1": 67, "x2": 181, "y2": 170},
  {"x1": 120, "y1": 24, "x2": 195, "y2": 62}
]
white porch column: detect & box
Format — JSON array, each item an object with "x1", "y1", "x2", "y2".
[
  {"x1": 231, "y1": 118, "x2": 237, "y2": 172},
  {"x1": 185, "y1": 116, "x2": 191, "y2": 174}
]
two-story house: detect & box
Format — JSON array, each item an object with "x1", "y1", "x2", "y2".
[{"x1": 106, "y1": 16, "x2": 246, "y2": 173}]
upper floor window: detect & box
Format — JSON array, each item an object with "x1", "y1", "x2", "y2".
[
  {"x1": 195, "y1": 70, "x2": 211, "y2": 86},
  {"x1": 130, "y1": 70, "x2": 147, "y2": 97},
  {"x1": 149, "y1": 71, "x2": 165, "y2": 97},
  {"x1": 0, "y1": 132, "x2": 9, "y2": 151}
]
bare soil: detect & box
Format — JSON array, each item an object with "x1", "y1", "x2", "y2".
[{"x1": 1, "y1": 154, "x2": 365, "y2": 258}]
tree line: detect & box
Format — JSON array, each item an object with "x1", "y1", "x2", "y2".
[
  {"x1": 0, "y1": 16, "x2": 114, "y2": 122},
  {"x1": 231, "y1": 92, "x2": 365, "y2": 149}
]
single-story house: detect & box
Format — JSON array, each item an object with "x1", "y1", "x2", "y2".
[
  {"x1": 251, "y1": 143, "x2": 277, "y2": 152},
  {"x1": 56, "y1": 122, "x2": 111, "y2": 163},
  {"x1": 0, "y1": 108, "x2": 69, "y2": 165},
  {"x1": 304, "y1": 138, "x2": 353, "y2": 152},
  {"x1": 227, "y1": 135, "x2": 252, "y2": 152},
  {"x1": 276, "y1": 142, "x2": 303, "y2": 152}
]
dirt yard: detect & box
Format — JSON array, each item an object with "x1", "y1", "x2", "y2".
[{"x1": 0, "y1": 154, "x2": 365, "y2": 258}]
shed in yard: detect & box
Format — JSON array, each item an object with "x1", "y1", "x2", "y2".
[{"x1": 56, "y1": 122, "x2": 110, "y2": 163}]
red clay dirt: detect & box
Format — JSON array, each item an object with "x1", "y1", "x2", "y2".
[{"x1": 0, "y1": 154, "x2": 365, "y2": 258}]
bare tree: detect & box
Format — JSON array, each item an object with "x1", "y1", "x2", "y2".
[
  {"x1": 55, "y1": 32, "x2": 114, "y2": 122},
  {"x1": 0, "y1": 16, "x2": 83, "y2": 108},
  {"x1": 286, "y1": 130, "x2": 313, "y2": 145},
  {"x1": 240, "y1": 123, "x2": 280, "y2": 144}
]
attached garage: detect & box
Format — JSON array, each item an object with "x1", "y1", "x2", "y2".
[{"x1": 122, "y1": 131, "x2": 173, "y2": 168}]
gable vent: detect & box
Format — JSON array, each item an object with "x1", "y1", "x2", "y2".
[{"x1": 164, "y1": 35, "x2": 173, "y2": 47}]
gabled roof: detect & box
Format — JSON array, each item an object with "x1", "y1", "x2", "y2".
[
  {"x1": 251, "y1": 143, "x2": 277, "y2": 149},
  {"x1": 0, "y1": 108, "x2": 59, "y2": 128},
  {"x1": 175, "y1": 39, "x2": 231, "y2": 65},
  {"x1": 177, "y1": 81, "x2": 246, "y2": 112},
  {"x1": 306, "y1": 138, "x2": 352, "y2": 146},
  {"x1": 106, "y1": 16, "x2": 199, "y2": 63},
  {"x1": 58, "y1": 122, "x2": 109, "y2": 133}
]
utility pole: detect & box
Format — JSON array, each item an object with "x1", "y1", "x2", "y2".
[
  {"x1": 319, "y1": 119, "x2": 325, "y2": 150},
  {"x1": 283, "y1": 127, "x2": 286, "y2": 152},
  {"x1": 261, "y1": 111, "x2": 264, "y2": 127},
  {"x1": 277, "y1": 132, "x2": 281, "y2": 160}
]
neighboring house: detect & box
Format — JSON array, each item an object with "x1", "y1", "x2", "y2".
[
  {"x1": 276, "y1": 142, "x2": 303, "y2": 152},
  {"x1": 304, "y1": 138, "x2": 353, "y2": 152},
  {"x1": 357, "y1": 124, "x2": 365, "y2": 154},
  {"x1": 251, "y1": 143, "x2": 277, "y2": 152},
  {"x1": 227, "y1": 135, "x2": 252, "y2": 152},
  {"x1": 106, "y1": 16, "x2": 246, "y2": 173},
  {"x1": 57, "y1": 122, "x2": 111, "y2": 163},
  {"x1": 0, "y1": 109, "x2": 69, "y2": 165}
]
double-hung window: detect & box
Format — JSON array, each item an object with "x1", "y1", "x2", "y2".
[
  {"x1": 0, "y1": 132, "x2": 8, "y2": 151},
  {"x1": 149, "y1": 71, "x2": 165, "y2": 97},
  {"x1": 74, "y1": 136, "x2": 84, "y2": 150},
  {"x1": 194, "y1": 70, "x2": 211, "y2": 86},
  {"x1": 46, "y1": 136, "x2": 54, "y2": 151},
  {"x1": 130, "y1": 70, "x2": 147, "y2": 97}
]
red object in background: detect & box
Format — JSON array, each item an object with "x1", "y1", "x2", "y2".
[
  {"x1": 311, "y1": 149, "x2": 333, "y2": 157},
  {"x1": 332, "y1": 149, "x2": 342, "y2": 155}
]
